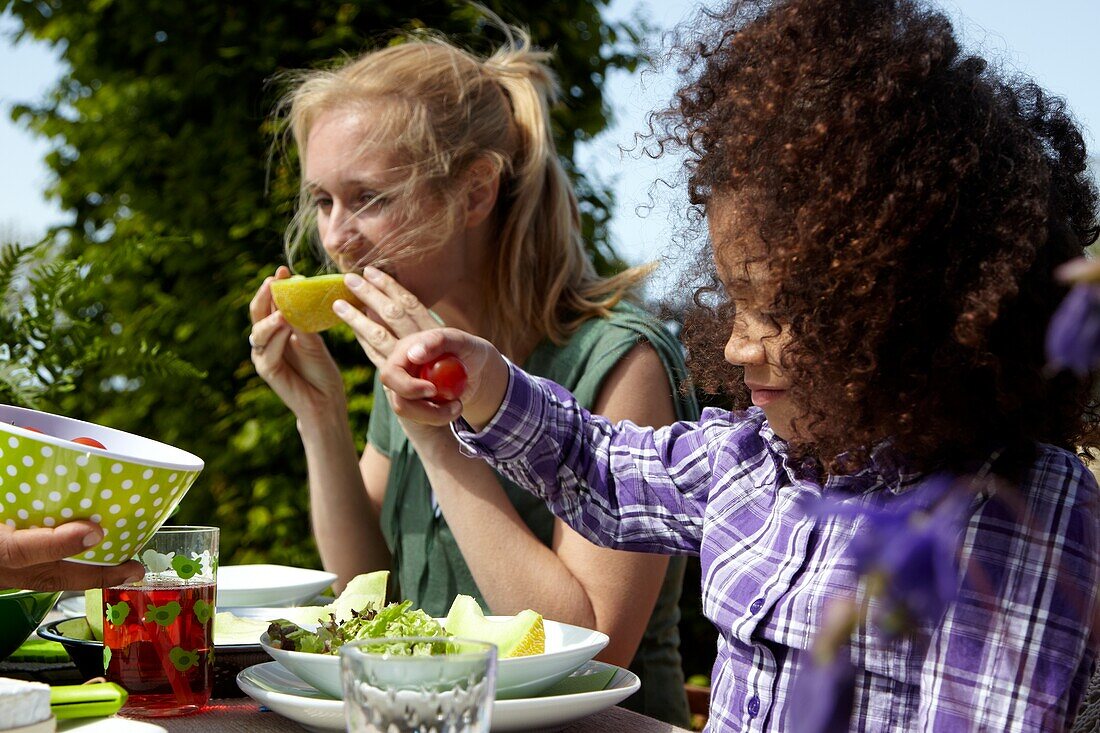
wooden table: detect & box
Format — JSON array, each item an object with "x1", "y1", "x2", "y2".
[{"x1": 140, "y1": 697, "x2": 693, "y2": 732}]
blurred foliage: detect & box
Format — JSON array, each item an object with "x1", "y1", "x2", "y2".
[
  {"x1": 0, "y1": 237, "x2": 201, "y2": 409},
  {"x1": 0, "y1": 0, "x2": 642, "y2": 568}
]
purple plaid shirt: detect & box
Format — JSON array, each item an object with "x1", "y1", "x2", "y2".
[{"x1": 455, "y1": 364, "x2": 1100, "y2": 731}]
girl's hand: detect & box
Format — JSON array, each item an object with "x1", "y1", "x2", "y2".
[
  {"x1": 249, "y1": 266, "x2": 346, "y2": 421},
  {"x1": 378, "y1": 328, "x2": 509, "y2": 431}
]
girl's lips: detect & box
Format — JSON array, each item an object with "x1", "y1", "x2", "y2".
[{"x1": 750, "y1": 388, "x2": 786, "y2": 407}]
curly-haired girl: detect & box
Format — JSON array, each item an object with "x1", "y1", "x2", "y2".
[{"x1": 354, "y1": 0, "x2": 1100, "y2": 729}]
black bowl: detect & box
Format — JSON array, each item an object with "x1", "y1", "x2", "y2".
[{"x1": 38, "y1": 617, "x2": 268, "y2": 698}]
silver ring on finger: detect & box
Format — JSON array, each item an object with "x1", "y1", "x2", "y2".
[{"x1": 248, "y1": 333, "x2": 266, "y2": 355}]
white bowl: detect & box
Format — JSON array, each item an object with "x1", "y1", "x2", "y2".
[
  {"x1": 259, "y1": 618, "x2": 608, "y2": 700},
  {"x1": 216, "y1": 565, "x2": 338, "y2": 608},
  {"x1": 0, "y1": 404, "x2": 203, "y2": 566}
]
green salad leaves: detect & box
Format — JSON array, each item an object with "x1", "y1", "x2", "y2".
[{"x1": 267, "y1": 600, "x2": 452, "y2": 656}]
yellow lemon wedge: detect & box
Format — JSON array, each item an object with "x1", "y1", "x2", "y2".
[
  {"x1": 269, "y1": 274, "x2": 359, "y2": 333},
  {"x1": 444, "y1": 594, "x2": 545, "y2": 658}
]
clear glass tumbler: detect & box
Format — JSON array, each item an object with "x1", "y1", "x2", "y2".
[
  {"x1": 340, "y1": 637, "x2": 497, "y2": 733},
  {"x1": 102, "y1": 525, "x2": 218, "y2": 717}
]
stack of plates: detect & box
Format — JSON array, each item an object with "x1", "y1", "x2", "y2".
[{"x1": 239, "y1": 618, "x2": 639, "y2": 732}]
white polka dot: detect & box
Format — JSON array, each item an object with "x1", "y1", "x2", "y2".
[
  {"x1": 19, "y1": 483, "x2": 31, "y2": 494},
  {"x1": 6, "y1": 466, "x2": 16, "y2": 476},
  {"x1": 31, "y1": 500, "x2": 44, "y2": 511},
  {"x1": 43, "y1": 516, "x2": 55, "y2": 527},
  {"x1": 169, "y1": 473, "x2": 178, "y2": 482},
  {"x1": 109, "y1": 504, "x2": 121, "y2": 514},
  {"x1": 17, "y1": 509, "x2": 28, "y2": 520},
  {"x1": 119, "y1": 531, "x2": 131, "y2": 540},
  {"x1": 129, "y1": 494, "x2": 140, "y2": 505},
  {"x1": 100, "y1": 489, "x2": 113, "y2": 500},
  {"x1": 137, "y1": 521, "x2": 148, "y2": 530},
  {"x1": 22, "y1": 456, "x2": 33, "y2": 467},
  {"x1": 121, "y1": 479, "x2": 133, "y2": 490},
  {"x1": 90, "y1": 513, "x2": 101, "y2": 523},
  {"x1": 103, "y1": 553, "x2": 114, "y2": 561},
  {"x1": 150, "y1": 484, "x2": 160, "y2": 494},
  {"x1": 4, "y1": 492, "x2": 14, "y2": 503},
  {"x1": 48, "y1": 491, "x2": 61, "y2": 502},
  {"x1": 0, "y1": 503, "x2": 4, "y2": 512},
  {"x1": 82, "y1": 551, "x2": 94, "y2": 559},
  {"x1": 79, "y1": 498, "x2": 92, "y2": 509},
  {"x1": 54, "y1": 465, "x2": 68, "y2": 476},
  {"x1": 7, "y1": 437, "x2": 18, "y2": 448},
  {"x1": 5, "y1": 519, "x2": 15, "y2": 528},
  {"x1": 142, "y1": 469, "x2": 153, "y2": 480},
  {"x1": 119, "y1": 543, "x2": 132, "y2": 552},
  {"x1": 136, "y1": 508, "x2": 146, "y2": 517},
  {"x1": 90, "y1": 473, "x2": 101, "y2": 484},
  {"x1": 152, "y1": 499, "x2": 162, "y2": 507},
  {"x1": 39, "y1": 446, "x2": 52, "y2": 457},
  {"x1": 115, "y1": 518, "x2": 127, "y2": 528},
  {"x1": 111, "y1": 463, "x2": 123, "y2": 474},
  {"x1": 60, "y1": 508, "x2": 73, "y2": 518},
  {"x1": 101, "y1": 541, "x2": 112, "y2": 550},
  {"x1": 68, "y1": 482, "x2": 81, "y2": 493},
  {"x1": 76, "y1": 455, "x2": 89, "y2": 467},
  {"x1": 35, "y1": 473, "x2": 48, "y2": 485}
]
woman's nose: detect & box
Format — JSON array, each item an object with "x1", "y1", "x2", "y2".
[{"x1": 320, "y1": 202, "x2": 356, "y2": 254}]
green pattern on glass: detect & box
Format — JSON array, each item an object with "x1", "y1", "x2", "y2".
[
  {"x1": 145, "y1": 601, "x2": 181, "y2": 627},
  {"x1": 169, "y1": 647, "x2": 198, "y2": 672},
  {"x1": 105, "y1": 601, "x2": 130, "y2": 626},
  {"x1": 103, "y1": 645, "x2": 111, "y2": 671},
  {"x1": 193, "y1": 599, "x2": 213, "y2": 625},
  {"x1": 171, "y1": 555, "x2": 200, "y2": 580}
]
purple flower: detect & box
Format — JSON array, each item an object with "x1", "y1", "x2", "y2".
[
  {"x1": 1045, "y1": 283, "x2": 1100, "y2": 376},
  {"x1": 792, "y1": 650, "x2": 855, "y2": 733},
  {"x1": 816, "y1": 474, "x2": 966, "y2": 635}
]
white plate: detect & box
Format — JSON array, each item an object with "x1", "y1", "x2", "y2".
[
  {"x1": 237, "y1": 660, "x2": 639, "y2": 733},
  {"x1": 216, "y1": 565, "x2": 338, "y2": 608},
  {"x1": 260, "y1": 618, "x2": 609, "y2": 700}
]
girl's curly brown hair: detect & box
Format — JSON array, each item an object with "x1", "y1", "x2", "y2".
[{"x1": 656, "y1": 0, "x2": 1100, "y2": 473}]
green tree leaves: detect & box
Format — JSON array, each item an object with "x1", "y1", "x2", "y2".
[{"x1": 4, "y1": 0, "x2": 641, "y2": 566}]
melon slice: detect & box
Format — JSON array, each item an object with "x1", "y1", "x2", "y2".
[
  {"x1": 270, "y1": 274, "x2": 360, "y2": 333},
  {"x1": 84, "y1": 588, "x2": 103, "y2": 641},
  {"x1": 213, "y1": 612, "x2": 270, "y2": 646},
  {"x1": 443, "y1": 594, "x2": 545, "y2": 658}
]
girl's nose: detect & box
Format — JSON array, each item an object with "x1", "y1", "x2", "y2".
[{"x1": 724, "y1": 320, "x2": 767, "y2": 367}]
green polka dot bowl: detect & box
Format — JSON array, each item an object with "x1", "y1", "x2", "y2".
[{"x1": 0, "y1": 404, "x2": 204, "y2": 566}]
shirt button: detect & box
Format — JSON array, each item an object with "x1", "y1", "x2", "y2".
[
  {"x1": 747, "y1": 695, "x2": 760, "y2": 717},
  {"x1": 749, "y1": 598, "x2": 765, "y2": 613}
]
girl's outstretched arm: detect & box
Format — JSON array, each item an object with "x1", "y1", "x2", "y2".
[{"x1": 383, "y1": 329, "x2": 719, "y2": 554}]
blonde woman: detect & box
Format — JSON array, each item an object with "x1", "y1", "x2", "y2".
[{"x1": 247, "y1": 29, "x2": 696, "y2": 724}]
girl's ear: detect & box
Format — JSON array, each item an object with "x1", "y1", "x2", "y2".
[{"x1": 464, "y1": 159, "x2": 501, "y2": 229}]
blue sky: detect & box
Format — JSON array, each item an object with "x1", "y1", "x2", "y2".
[{"x1": 2, "y1": 0, "x2": 1098, "y2": 295}]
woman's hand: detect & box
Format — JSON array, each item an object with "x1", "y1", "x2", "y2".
[
  {"x1": 334, "y1": 267, "x2": 442, "y2": 369},
  {"x1": 248, "y1": 266, "x2": 346, "y2": 421},
  {"x1": 0, "y1": 521, "x2": 143, "y2": 591}
]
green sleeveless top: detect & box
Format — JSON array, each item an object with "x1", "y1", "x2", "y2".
[{"x1": 368, "y1": 302, "x2": 698, "y2": 726}]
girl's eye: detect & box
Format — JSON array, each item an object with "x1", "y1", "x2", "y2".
[{"x1": 312, "y1": 196, "x2": 333, "y2": 212}]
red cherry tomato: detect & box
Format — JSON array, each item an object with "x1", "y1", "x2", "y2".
[
  {"x1": 71, "y1": 436, "x2": 107, "y2": 450},
  {"x1": 418, "y1": 354, "x2": 468, "y2": 402}
]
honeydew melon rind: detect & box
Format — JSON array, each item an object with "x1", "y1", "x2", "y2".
[{"x1": 444, "y1": 594, "x2": 545, "y2": 658}]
